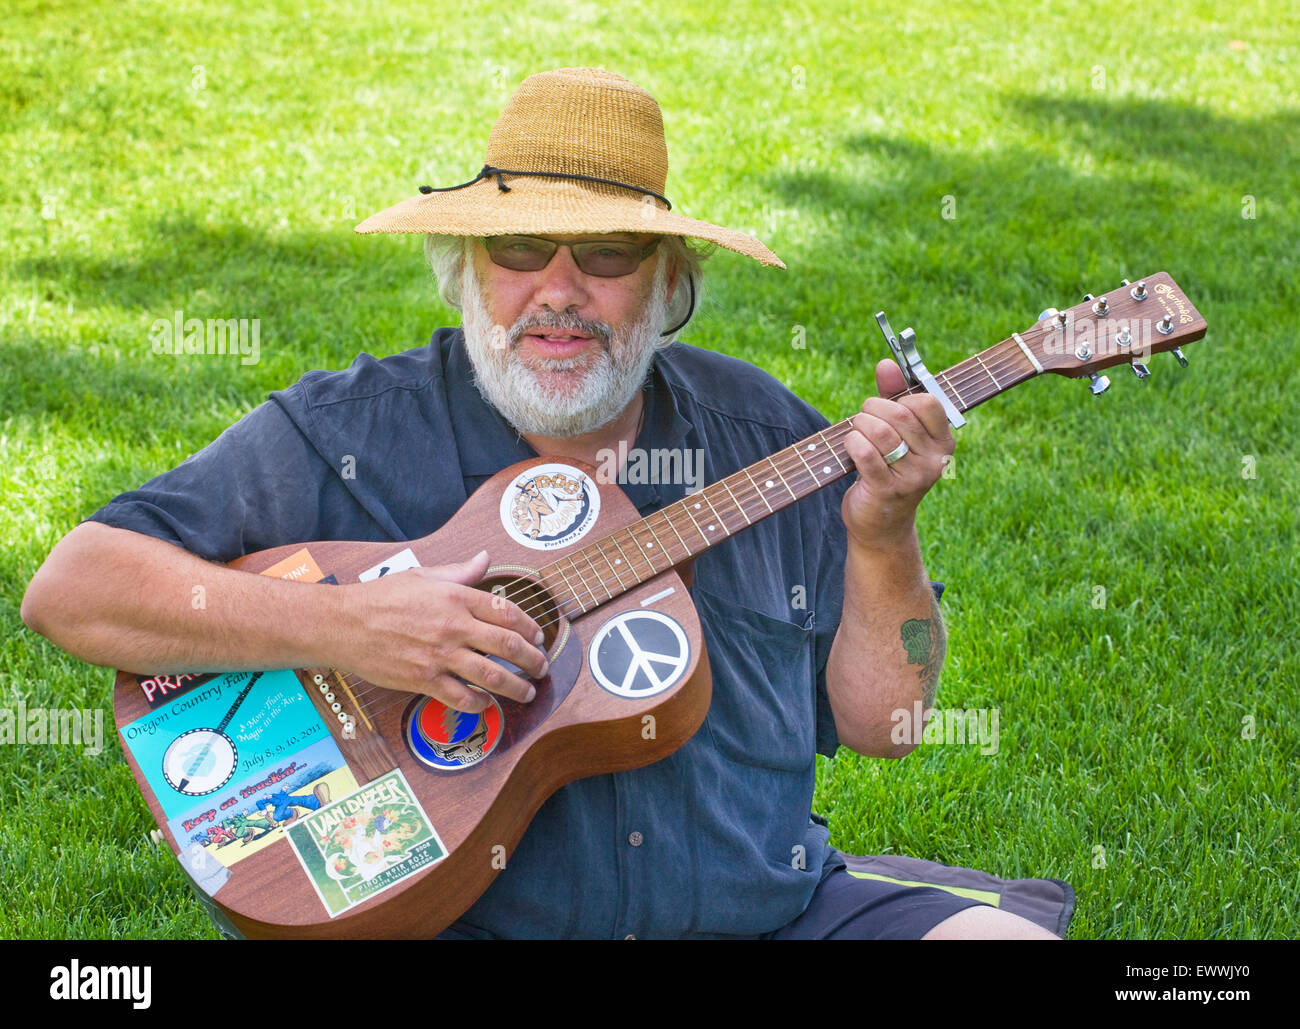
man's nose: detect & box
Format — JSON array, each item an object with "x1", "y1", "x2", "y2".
[{"x1": 530, "y1": 244, "x2": 590, "y2": 312}]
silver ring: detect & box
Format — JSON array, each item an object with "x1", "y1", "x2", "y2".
[{"x1": 883, "y1": 440, "x2": 910, "y2": 465}]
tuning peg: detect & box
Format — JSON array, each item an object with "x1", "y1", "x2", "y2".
[
  {"x1": 1157, "y1": 315, "x2": 1173, "y2": 334},
  {"x1": 1172, "y1": 348, "x2": 1189, "y2": 367},
  {"x1": 1089, "y1": 372, "x2": 1111, "y2": 395},
  {"x1": 1131, "y1": 362, "x2": 1150, "y2": 380},
  {"x1": 1037, "y1": 308, "x2": 1059, "y2": 323},
  {"x1": 1093, "y1": 296, "x2": 1110, "y2": 315}
]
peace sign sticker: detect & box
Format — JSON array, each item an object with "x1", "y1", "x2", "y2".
[{"x1": 588, "y1": 610, "x2": 691, "y2": 700}]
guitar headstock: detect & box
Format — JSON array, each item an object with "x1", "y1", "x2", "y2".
[{"x1": 1022, "y1": 272, "x2": 1207, "y2": 388}]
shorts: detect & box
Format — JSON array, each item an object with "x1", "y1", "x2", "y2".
[{"x1": 762, "y1": 849, "x2": 992, "y2": 940}]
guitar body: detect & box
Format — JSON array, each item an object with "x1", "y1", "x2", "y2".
[{"x1": 112, "y1": 456, "x2": 711, "y2": 939}]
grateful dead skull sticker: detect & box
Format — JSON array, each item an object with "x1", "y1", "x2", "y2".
[
  {"x1": 499, "y1": 463, "x2": 600, "y2": 551},
  {"x1": 405, "y1": 691, "x2": 504, "y2": 772}
]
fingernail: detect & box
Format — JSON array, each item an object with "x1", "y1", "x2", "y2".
[
  {"x1": 525, "y1": 685, "x2": 536, "y2": 702},
  {"x1": 534, "y1": 630, "x2": 544, "y2": 645},
  {"x1": 540, "y1": 659, "x2": 549, "y2": 678}
]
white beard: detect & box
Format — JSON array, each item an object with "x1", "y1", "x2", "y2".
[{"x1": 460, "y1": 258, "x2": 669, "y2": 438}]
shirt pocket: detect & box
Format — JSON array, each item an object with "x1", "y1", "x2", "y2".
[{"x1": 691, "y1": 586, "x2": 817, "y2": 773}]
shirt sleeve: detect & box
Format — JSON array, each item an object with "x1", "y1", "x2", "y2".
[{"x1": 85, "y1": 397, "x2": 340, "y2": 563}]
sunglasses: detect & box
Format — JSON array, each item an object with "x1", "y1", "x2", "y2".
[{"x1": 483, "y1": 235, "x2": 661, "y2": 278}]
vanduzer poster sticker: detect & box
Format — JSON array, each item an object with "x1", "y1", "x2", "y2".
[{"x1": 285, "y1": 769, "x2": 447, "y2": 917}]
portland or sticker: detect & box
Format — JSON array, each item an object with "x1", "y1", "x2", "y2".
[{"x1": 500, "y1": 463, "x2": 600, "y2": 550}]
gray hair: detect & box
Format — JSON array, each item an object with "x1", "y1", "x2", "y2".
[{"x1": 423, "y1": 234, "x2": 709, "y2": 339}]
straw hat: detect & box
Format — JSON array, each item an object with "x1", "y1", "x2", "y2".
[{"x1": 354, "y1": 67, "x2": 784, "y2": 269}]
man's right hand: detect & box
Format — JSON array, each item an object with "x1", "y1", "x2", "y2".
[{"x1": 334, "y1": 549, "x2": 548, "y2": 713}]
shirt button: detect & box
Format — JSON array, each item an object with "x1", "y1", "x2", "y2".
[{"x1": 627, "y1": 831, "x2": 643, "y2": 847}]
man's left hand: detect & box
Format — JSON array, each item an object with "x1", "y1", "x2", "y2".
[{"x1": 840, "y1": 359, "x2": 955, "y2": 550}]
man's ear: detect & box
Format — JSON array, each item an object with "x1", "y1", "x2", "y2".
[{"x1": 664, "y1": 252, "x2": 681, "y2": 304}]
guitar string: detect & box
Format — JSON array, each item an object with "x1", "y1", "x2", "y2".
[
  {"x1": 346, "y1": 298, "x2": 1198, "y2": 717},
  {"x1": 338, "y1": 336, "x2": 1053, "y2": 718}
]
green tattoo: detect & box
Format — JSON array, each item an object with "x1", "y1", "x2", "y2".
[
  {"x1": 900, "y1": 619, "x2": 932, "y2": 665},
  {"x1": 900, "y1": 598, "x2": 945, "y2": 707}
]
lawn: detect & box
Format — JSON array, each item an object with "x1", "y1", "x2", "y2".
[{"x1": 1, "y1": 0, "x2": 1296, "y2": 939}]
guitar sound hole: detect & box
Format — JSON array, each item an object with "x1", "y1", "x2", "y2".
[{"x1": 478, "y1": 574, "x2": 565, "y2": 658}]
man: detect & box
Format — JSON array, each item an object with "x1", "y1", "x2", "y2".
[{"x1": 22, "y1": 68, "x2": 1054, "y2": 939}]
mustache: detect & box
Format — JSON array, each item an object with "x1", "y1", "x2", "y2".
[{"x1": 509, "y1": 310, "x2": 613, "y2": 350}]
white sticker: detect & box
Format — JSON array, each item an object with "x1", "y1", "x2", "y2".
[
  {"x1": 499, "y1": 463, "x2": 601, "y2": 551},
  {"x1": 358, "y1": 547, "x2": 421, "y2": 582},
  {"x1": 588, "y1": 610, "x2": 690, "y2": 700}
]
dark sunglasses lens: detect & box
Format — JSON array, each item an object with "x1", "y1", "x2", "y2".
[
  {"x1": 571, "y1": 241, "x2": 644, "y2": 277},
  {"x1": 485, "y1": 237, "x2": 556, "y2": 271}
]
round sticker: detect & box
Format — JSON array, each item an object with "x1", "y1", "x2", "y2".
[
  {"x1": 406, "y1": 692, "x2": 503, "y2": 771},
  {"x1": 588, "y1": 610, "x2": 691, "y2": 700},
  {"x1": 499, "y1": 463, "x2": 600, "y2": 551}
]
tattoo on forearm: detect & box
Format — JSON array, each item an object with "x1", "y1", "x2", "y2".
[{"x1": 900, "y1": 598, "x2": 945, "y2": 707}]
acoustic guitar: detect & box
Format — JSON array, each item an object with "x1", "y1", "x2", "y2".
[{"x1": 112, "y1": 272, "x2": 1206, "y2": 938}]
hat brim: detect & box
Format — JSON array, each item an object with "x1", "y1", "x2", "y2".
[{"x1": 353, "y1": 175, "x2": 784, "y2": 269}]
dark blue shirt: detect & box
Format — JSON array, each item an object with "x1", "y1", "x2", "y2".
[{"x1": 90, "y1": 330, "x2": 861, "y2": 938}]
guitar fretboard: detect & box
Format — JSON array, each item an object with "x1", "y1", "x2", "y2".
[{"x1": 535, "y1": 330, "x2": 1044, "y2": 618}]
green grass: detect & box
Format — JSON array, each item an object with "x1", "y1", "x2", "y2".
[{"x1": 2, "y1": 0, "x2": 1296, "y2": 938}]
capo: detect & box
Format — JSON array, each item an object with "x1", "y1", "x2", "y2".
[{"x1": 875, "y1": 312, "x2": 966, "y2": 430}]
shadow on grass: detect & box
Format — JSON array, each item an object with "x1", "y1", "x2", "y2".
[
  {"x1": 752, "y1": 91, "x2": 1296, "y2": 366},
  {"x1": 10, "y1": 216, "x2": 439, "y2": 386}
]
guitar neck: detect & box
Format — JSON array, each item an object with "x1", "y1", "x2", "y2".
[
  {"x1": 532, "y1": 336, "x2": 1028, "y2": 619},
  {"x1": 534, "y1": 265, "x2": 1209, "y2": 618}
]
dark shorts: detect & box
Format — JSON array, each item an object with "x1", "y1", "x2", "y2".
[{"x1": 762, "y1": 850, "x2": 992, "y2": 940}]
